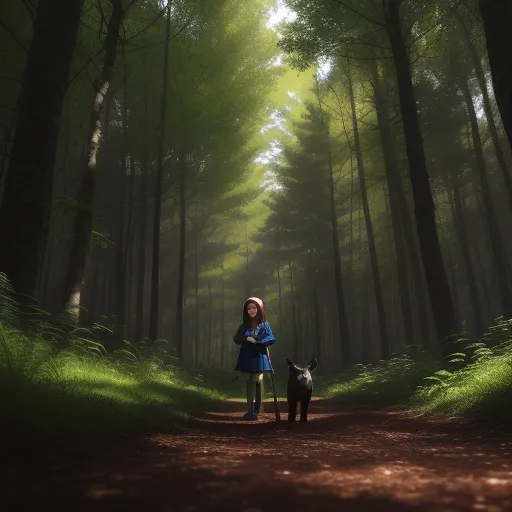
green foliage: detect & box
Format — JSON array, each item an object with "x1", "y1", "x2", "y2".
[
  {"x1": 325, "y1": 319, "x2": 512, "y2": 421},
  {"x1": 325, "y1": 348, "x2": 440, "y2": 405},
  {"x1": 0, "y1": 275, "x2": 227, "y2": 442}
]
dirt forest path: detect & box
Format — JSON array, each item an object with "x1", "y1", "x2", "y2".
[{"x1": 4, "y1": 398, "x2": 512, "y2": 511}]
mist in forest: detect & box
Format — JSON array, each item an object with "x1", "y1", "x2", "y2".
[{"x1": 1, "y1": 0, "x2": 512, "y2": 376}]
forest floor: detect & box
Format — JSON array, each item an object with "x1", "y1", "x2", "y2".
[{"x1": 4, "y1": 397, "x2": 512, "y2": 512}]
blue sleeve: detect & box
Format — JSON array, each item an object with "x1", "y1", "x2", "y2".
[
  {"x1": 255, "y1": 322, "x2": 275, "y2": 346},
  {"x1": 233, "y1": 324, "x2": 249, "y2": 345}
]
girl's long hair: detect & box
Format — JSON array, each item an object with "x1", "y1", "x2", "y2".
[{"x1": 243, "y1": 299, "x2": 263, "y2": 328}]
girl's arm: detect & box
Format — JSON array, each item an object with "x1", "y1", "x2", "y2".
[
  {"x1": 255, "y1": 322, "x2": 276, "y2": 346},
  {"x1": 233, "y1": 324, "x2": 249, "y2": 345}
]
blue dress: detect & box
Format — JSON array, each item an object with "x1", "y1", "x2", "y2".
[{"x1": 233, "y1": 322, "x2": 275, "y2": 373}]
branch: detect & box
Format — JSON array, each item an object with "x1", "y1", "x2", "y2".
[
  {"x1": 462, "y1": 0, "x2": 482, "y2": 23},
  {"x1": 122, "y1": 6, "x2": 167, "y2": 42},
  {"x1": 331, "y1": 0, "x2": 385, "y2": 26},
  {"x1": 0, "y1": 75, "x2": 21, "y2": 83},
  {"x1": 124, "y1": 15, "x2": 194, "y2": 54},
  {"x1": 410, "y1": 0, "x2": 463, "y2": 46},
  {"x1": 20, "y1": 0, "x2": 36, "y2": 22},
  {"x1": 67, "y1": 44, "x2": 107, "y2": 86},
  {"x1": 0, "y1": 19, "x2": 28, "y2": 52}
]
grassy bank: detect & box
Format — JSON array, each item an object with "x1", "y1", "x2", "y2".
[
  {"x1": 325, "y1": 320, "x2": 512, "y2": 422},
  {"x1": 0, "y1": 319, "x2": 232, "y2": 446}
]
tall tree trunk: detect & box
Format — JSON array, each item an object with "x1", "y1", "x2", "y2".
[
  {"x1": 207, "y1": 279, "x2": 213, "y2": 365},
  {"x1": 461, "y1": 79, "x2": 512, "y2": 318},
  {"x1": 448, "y1": 172, "x2": 485, "y2": 337},
  {"x1": 149, "y1": 3, "x2": 171, "y2": 341},
  {"x1": 343, "y1": 63, "x2": 384, "y2": 359},
  {"x1": 288, "y1": 260, "x2": 299, "y2": 361},
  {"x1": 396, "y1": 172, "x2": 433, "y2": 348},
  {"x1": 456, "y1": 12, "x2": 512, "y2": 205},
  {"x1": 115, "y1": 73, "x2": 129, "y2": 339},
  {"x1": 373, "y1": 79, "x2": 415, "y2": 348},
  {"x1": 0, "y1": 0, "x2": 82, "y2": 300},
  {"x1": 315, "y1": 79, "x2": 352, "y2": 366},
  {"x1": 220, "y1": 258, "x2": 225, "y2": 367},
  {"x1": 194, "y1": 203, "x2": 200, "y2": 365},
  {"x1": 175, "y1": 161, "x2": 186, "y2": 359},
  {"x1": 245, "y1": 223, "x2": 250, "y2": 297},
  {"x1": 135, "y1": 86, "x2": 150, "y2": 341},
  {"x1": 478, "y1": 0, "x2": 512, "y2": 155},
  {"x1": 383, "y1": 0, "x2": 459, "y2": 353},
  {"x1": 313, "y1": 274, "x2": 321, "y2": 360},
  {"x1": 276, "y1": 254, "x2": 283, "y2": 339},
  {"x1": 62, "y1": 0, "x2": 124, "y2": 312}
]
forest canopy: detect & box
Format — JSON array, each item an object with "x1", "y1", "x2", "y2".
[{"x1": 1, "y1": 0, "x2": 512, "y2": 375}]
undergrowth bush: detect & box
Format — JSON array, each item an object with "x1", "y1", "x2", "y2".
[
  {"x1": 326, "y1": 319, "x2": 512, "y2": 421},
  {"x1": 0, "y1": 274, "x2": 227, "y2": 444}
]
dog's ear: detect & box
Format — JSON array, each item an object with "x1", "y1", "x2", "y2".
[
  {"x1": 307, "y1": 358, "x2": 318, "y2": 372},
  {"x1": 286, "y1": 358, "x2": 293, "y2": 367}
]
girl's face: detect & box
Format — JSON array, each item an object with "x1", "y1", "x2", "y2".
[{"x1": 246, "y1": 303, "x2": 258, "y2": 319}]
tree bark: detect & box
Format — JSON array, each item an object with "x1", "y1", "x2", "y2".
[
  {"x1": 373, "y1": 64, "x2": 416, "y2": 348},
  {"x1": 0, "y1": 0, "x2": 82, "y2": 300},
  {"x1": 448, "y1": 172, "x2": 485, "y2": 337},
  {"x1": 461, "y1": 78, "x2": 512, "y2": 318},
  {"x1": 175, "y1": 161, "x2": 186, "y2": 359},
  {"x1": 478, "y1": 0, "x2": 512, "y2": 156},
  {"x1": 456, "y1": 12, "x2": 512, "y2": 206},
  {"x1": 62, "y1": 0, "x2": 124, "y2": 313},
  {"x1": 383, "y1": 0, "x2": 459, "y2": 353},
  {"x1": 149, "y1": 3, "x2": 171, "y2": 341},
  {"x1": 315, "y1": 80, "x2": 352, "y2": 366},
  {"x1": 346, "y1": 64, "x2": 389, "y2": 359}
]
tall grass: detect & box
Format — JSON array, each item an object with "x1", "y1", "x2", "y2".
[
  {"x1": 326, "y1": 320, "x2": 512, "y2": 421},
  {"x1": 0, "y1": 274, "x2": 227, "y2": 445}
]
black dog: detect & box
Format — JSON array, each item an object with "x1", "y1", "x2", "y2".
[{"x1": 286, "y1": 357, "x2": 318, "y2": 422}]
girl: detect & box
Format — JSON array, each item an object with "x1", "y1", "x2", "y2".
[{"x1": 233, "y1": 297, "x2": 275, "y2": 420}]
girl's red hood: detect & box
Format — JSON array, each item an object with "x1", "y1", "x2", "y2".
[{"x1": 244, "y1": 296, "x2": 267, "y2": 322}]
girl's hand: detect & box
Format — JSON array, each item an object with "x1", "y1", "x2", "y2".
[{"x1": 247, "y1": 336, "x2": 257, "y2": 343}]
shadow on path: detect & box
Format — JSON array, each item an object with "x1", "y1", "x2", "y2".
[{"x1": 3, "y1": 398, "x2": 512, "y2": 511}]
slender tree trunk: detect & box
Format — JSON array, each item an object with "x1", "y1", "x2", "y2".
[
  {"x1": 245, "y1": 223, "x2": 250, "y2": 297},
  {"x1": 194, "y1": 203, "x2": 200, "y2": 365},
  {"x1": 115, "y1": 73, "x2": 130, "y2": 339},
  {"x1": 396, "y1": 174, "x2": 433, "y2": 348},
  {"x1": 62, "y1": 0, "x2": 124, "y2": 312},
  {"x1": 0, "y1": 0, "x2": 82, "y2": 300},
  {"x1": 383, "y1": 0, "x2": 459, "y2": 353},
  {"x1": 313, "y1": 274, "x2": 321, "y2": 360},
  {"x1": 175, "y1": 161, "x2": 186, "y2": 359},
  {"x1": 448, "y1": 172, "x2": 485, "y2": 337},
  {"x1": 456, "y1": 12, "x2": 512, "y2": 205},
  {"x1": 149, "y1": 4, "x2": 171, "y2": 341},
  {"x1": 461, "y1": 78, "x2": 512, "y2": 318},
  {"x1": 478, "y1": 0, "x2": 512, "y2": 155},
  {"x1": 347, "y1": 66, "x2": 389, "y2": 358},
  {"x1": 208, "y1": 279, "x2": 212, "y2": 365},
  {"x1": 289, "y1": 260, "x2": 299, "y2": 361},
  {"x1": 220, "y1": 258, "x2": 225, "y2": 367},
  {"x1": 315, "y1": 79, "x2": 352, "y2": 366},
  {"x1": 276, "y1": 255, "x2": 283, "y2": 339}
]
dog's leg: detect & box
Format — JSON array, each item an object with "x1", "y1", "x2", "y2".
[
  {"x1": 287, "y1": 398, "x2": 298, "y2": 422},
  {"x1": 299, "y1": 391, "x2": 312, "y2": 422}
]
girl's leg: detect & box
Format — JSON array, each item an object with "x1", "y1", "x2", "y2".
[
  {"x1": 254, "y1": 381, "x2": 261, "y2": 414},
  {"x1": 245, "y1": 376, "x2": 254, "y2": 411}
]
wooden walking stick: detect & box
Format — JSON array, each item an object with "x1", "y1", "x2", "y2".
[{"x1": 266, "y1": 346, "x2": 281, "y2": 421}]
